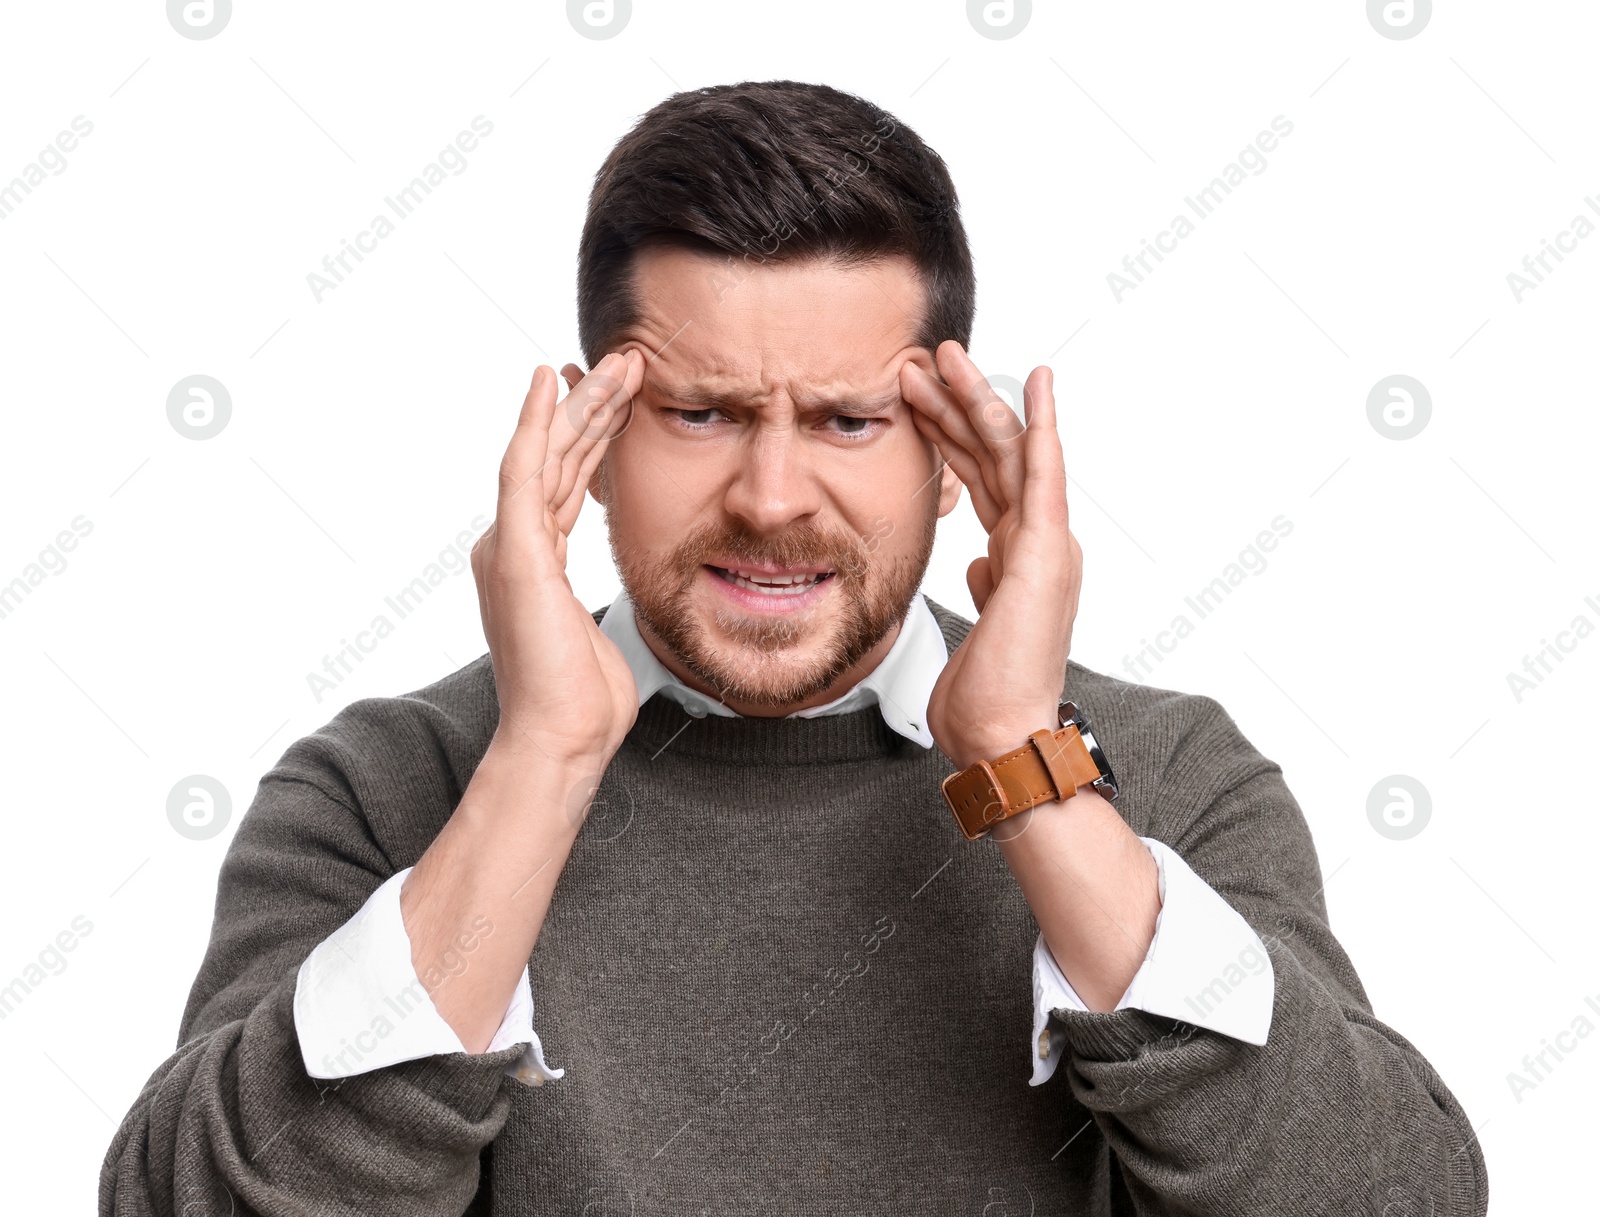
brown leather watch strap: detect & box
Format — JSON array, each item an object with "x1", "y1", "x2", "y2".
[{"x1": 940, "y1": 723, "x2": 1105, "y2": 841}]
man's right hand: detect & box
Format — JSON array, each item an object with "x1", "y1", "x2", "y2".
[
  {"x1": 400, "y1": 351, "x2": 645, "y2": 1054},
  {"x1": 472, "y1": 351, "x2": 645, "y2": 768}
]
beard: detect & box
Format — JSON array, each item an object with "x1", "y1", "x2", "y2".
[{"x1": 608, "y1": 495, "x2": 938, "y2": 711}]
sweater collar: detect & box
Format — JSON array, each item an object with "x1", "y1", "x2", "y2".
[{"x1": 598, "y1": 588, "x2": 947, "y2": 749}]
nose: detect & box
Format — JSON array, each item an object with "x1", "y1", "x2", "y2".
[{"x1": 720, "y1": 417, "x2": 823, "y2": 535}]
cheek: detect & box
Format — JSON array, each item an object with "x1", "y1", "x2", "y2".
[
  {"x1": 821, "y1": 427, "x2": 930, "y2": 540},
  {"x1": 863, "y1": 504, "x2": 934, "y2": 562},
  {"x1": 866, "y1": 430, "x2": 939, "y2": 515},
  {"x1": 603, "y1": 431, "x2": 715, "y2": 534}
]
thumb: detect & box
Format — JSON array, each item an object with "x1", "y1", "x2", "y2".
[{"x1": 966, "y1": 556, "x2": 996, "y2": 615}]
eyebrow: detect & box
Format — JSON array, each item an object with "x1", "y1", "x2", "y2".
[{"x1": 647, "y1": 380, "x2": 902, "y2": 414}]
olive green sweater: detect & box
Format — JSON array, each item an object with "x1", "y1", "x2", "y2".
[{"x1": 101, "y1": 599, "x2": 1487, "y2": 1215}]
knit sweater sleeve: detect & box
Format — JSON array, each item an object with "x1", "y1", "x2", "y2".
[
  {"x1": 1047, "y1": 693, "x2": 1488, "y2": 1216},
  {"x1": 100, "y1": 725, "x2": 520, "y2": 1217}
]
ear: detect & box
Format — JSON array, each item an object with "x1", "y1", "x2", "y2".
[{"x1": 935, "y1": 460, "x2": 962, "y2": 518}]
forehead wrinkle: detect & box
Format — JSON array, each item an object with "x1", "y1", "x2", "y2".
[
  {"x1": 626, "y1": 251, "x2": 922, "y2": 411},
  {"x1": 647, "y1": 365, "x2": 904, "y2": 414}
]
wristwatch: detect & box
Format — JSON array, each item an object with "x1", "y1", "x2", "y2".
[{"x1": 941, "y1": 701, "x2": 1119, "y2": 841}]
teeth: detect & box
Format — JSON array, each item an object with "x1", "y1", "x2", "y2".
[
  {"x1": 719, "y1": 568, "x2": 827, "y2": 595},
  {"x1": 730, "y1": 569, "x2": 811, "y2": 585}
]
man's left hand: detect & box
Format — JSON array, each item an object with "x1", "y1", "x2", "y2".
[{"x1": 900, "y1": 340, "x2": 1082, "y2": 770}]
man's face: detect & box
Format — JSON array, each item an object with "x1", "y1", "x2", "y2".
[{"x1": 593, "y1": 246, "x2": 962, "y2": 714}]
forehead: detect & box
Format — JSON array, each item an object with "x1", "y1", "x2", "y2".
[{"x1": 622, "y1": 245, "x2": 927, "y2": 398}]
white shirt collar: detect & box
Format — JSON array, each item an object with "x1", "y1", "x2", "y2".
[{"x1": 598, "y1": 588, "x2": 948, "y2": 749}]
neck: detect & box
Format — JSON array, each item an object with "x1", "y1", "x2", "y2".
[{"x1": 634, "y1": 613, "x2": 906, "y2": 717}]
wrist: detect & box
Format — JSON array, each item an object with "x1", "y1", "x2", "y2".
[
  {"x1": 940, "y1": 700, "x2": 1118, "y2": 842},
  {"x1": 944, "y1": 705, "x2": 1060, "y2": 770},
  {"x1": 472, "y1": 735, "x2": 616, "y2": 838},
  {"x1": 486, "y1": 722, "x2": 616, "y2": 775}
]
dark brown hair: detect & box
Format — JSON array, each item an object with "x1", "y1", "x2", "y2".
[{"x1": 577, "y1": 80, "x2": 975, "y2": 366}]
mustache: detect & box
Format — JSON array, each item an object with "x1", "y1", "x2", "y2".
[{"x1": 666, "y1": 521, "x2": 871, "y2": 585}]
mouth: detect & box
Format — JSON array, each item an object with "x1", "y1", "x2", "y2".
[{"x1": 703, "y1": 563, "x2": 836, "y2": 609}]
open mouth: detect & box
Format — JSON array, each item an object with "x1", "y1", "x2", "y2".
[{"x1": 706, "y1": 565, "x2": 835, "y2": 597}]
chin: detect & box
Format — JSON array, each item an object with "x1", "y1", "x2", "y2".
[{"x1": 687, "y1": 615, "x2": 853, "y2": 708}]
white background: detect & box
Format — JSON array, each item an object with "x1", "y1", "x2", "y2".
[{"x1": 1, "y1": 1, "x2": 1594, "y2": 1211}]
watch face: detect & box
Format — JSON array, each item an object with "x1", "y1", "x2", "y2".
[{"x1": 1059, "y1": 701, "x2": 1119, "y2": 800}]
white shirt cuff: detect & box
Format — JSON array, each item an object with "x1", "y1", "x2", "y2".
[
  {"x1": 1028, "y1": 836, "x2": 1274, "y2": 1086},
  {"x1": 293, "y1": 867, "x2": 563, "y2": 1086}
]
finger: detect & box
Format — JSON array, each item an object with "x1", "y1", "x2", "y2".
[
  {"x1": 469, "y1": 520, "x2": 494, "y2": 611},
  {"x1": 543, "y1": 350, "x2": 639, "y2": 505},
  {"x1": 933, "y1": 340, "x2": 1029, "y2": 508},
  {"x1": 497, "y1": 367, "x2": 560, "y2": 552},
  {"x1": 966, "y1": 556, "x2": 996, "y2": 614},
  {"x1": 553, "y1": 407, "x2": 620, "y2": 534},
  {"x1": 560, "y1": 363, "x2": 585, "y2": 391},
  {"x1": 552, "y1": 518, "x2": 569, "y2": 573},
  {"x1": 901, "y1": 359, "x2": 1004, "y2": 507},
  {"x1": 906, "y1": 405, "x2": 1006, "y2": 532},
  {"x1": 539, "y1": 352, "x2": 623, "y2": 502},
  {"x1": 1017, "y1": 365, "x2": 1068, "y2": 531},
  {"x1": 900, "y1": 361, "x2": 1008, "y2": 516},
  {"x1": 548, "y1": 349, "x2": 641, "y2": 509},
  {"x1": 551, "y1": 352, "x2": 642, "y2": 532}
]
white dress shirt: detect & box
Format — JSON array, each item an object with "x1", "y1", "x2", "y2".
[{"x1": 294, "y1": 591, "x2": 1272, "y2": 1089}]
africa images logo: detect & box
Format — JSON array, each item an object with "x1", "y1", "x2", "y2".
[
  {"x1": 967, "y1": 0, "x2": 1030, "y2": 40},
  {"x1": 167, "y1": 0, "x2": 231, "y2": 39},
  {"x1": 568, "y1": 0, "x2": 631, "y2": 39}
]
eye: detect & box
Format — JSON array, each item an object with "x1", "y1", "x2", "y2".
[
  {"x1": 826, "y1": 414, "x2": 881, "y2": 440},
  {"x1": 670, "y1": 407, "x2": 724, "y2": 428}
]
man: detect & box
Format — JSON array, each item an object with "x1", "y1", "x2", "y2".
[{"x1": 103, "y1": 81, "x2": 1486, "y2": 1215}]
